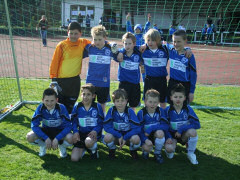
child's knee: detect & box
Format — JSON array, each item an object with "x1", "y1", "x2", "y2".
[
  {"x1": 154, "y1": 130, "x2": 164, "y2": 138},
  {"x1": 130, "y1": 135, "x2": 140, "y2": 144},
  {"x1": 187, "y1": 129, "x2": 197, "y2": 137},
  {"x1": 65, "y1": 133, "x2": 73, "y2": 144},
  {"x1": 85, "y1": 137, "x2": 95, "y2": 148},
  {"x1": 104, "y1": 133, "x2": 114, "y2": 143},
  {"x1": 71, "y1": 154, "x2": 81, "y2": 162},
  {"x1": 26, "y1": 131, "x2": 36, "y2": 143},
  {"x1": 165, "y1": 144, "x2": 175, "y2": 153}
]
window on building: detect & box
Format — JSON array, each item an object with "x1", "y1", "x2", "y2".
[{"x1": 70, "y1": 5, "x2": 94, "y2": 20}]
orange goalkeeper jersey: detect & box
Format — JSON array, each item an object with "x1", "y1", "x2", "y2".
[{"x1": 49, "y1": 38, "x2": 91, "y2": 78}]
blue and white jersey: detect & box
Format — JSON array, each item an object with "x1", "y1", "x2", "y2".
[
  {"x1": 71, "y1": 102, "x2": 104, "y2": 136},
  {"x1": 165, "y1": 105, "x2": 200, "y2": 139},
  {"x1": 84, "y1": 42, "x2": 117, "y2": 87},
  {"x1": 31, "y1": 103, "x2": 71, "y2": 141},
  {"x1": 142, "y1": 45, "x2": 169, "y2": 77},
  {"x1": 103, "y1": 106, "x2": 141, "y2": 140},
  {"x1": 126, "y1": 21, "x2": 150, "y2": 46},
  {"x1": 137, "y1": 107, "x2": 169, "y2": 143},
  {"x1": 169, "y1": 48, "x2": 197, "y2": 93},
  {"x1": 118, "y1": 48, "x2": 143, "y2": 84}
]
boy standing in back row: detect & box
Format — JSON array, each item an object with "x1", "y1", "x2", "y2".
[{"x1": 49, "y1": 22, "x2": 91, "y2": 113}]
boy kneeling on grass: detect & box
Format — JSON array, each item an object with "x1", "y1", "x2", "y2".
[
  {"x1": 26, "y1": 88, "x2": 73, "y2": 157},
  {"x1": 164, "y1": 83, "x2": 201, "y2": 165},
  {"x1": 103, "y1": 89, "x2": 141, "y2": 159},
  {"x1": 71, "y1": 84, "x2": 104, "y2": 161}
]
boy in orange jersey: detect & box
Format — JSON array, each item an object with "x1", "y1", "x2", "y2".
[{"x1": 49, "y1": 22, "x2": 91, "y2": 113}]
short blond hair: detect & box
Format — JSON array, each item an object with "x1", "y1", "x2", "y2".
[
  {"x1": 91, "y1": 25, "x2": 107, "y2": 37},
  {"x1": 144, "y1": 29, "x2": 161, "y2": 46},
  {"x1": 122, "y1": 32, "x2": 136, "y2": 44}
]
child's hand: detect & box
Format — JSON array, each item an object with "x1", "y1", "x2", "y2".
[
  {"x1": 73, "y1": 132, "x2": 80, "y2": 144},
  {"x1": 175, "y1": 132, "x2": 181, "y2": 138},
  {"x1": 118, "y1": 136, "x2": 123, "y2": 149},
  {"x1": 189, "y1": 93, "x2": 194, "y2": 103},
  {"x1": 126, "y1": 12, "x2": 131, "y2": 20},
  {"x1": 185, "y1": 49, "x2": 192, "y2": 58},
  {"x1": 144, "y1": 132, "x2": 149, "y2": 137},
  {"x1": 121, "y1": 139, "x2": 126, "y2": 149},
  {"x1": 166, "y1": 138, "x2": 173, "y2": 144},
  {"x1": 45, "y1": 138, "x2": 52, "y2": 149},
  {"x1": 52, "y1": 138, "x2": 59, "y2": 150},
  {"x1": 88, "y1": 131, "x2": 97, "y2": 141},
  {"x1": 117, "y1": 53, "x2": 123, "y2": 62},
  {"x1": 139, "y1": 44, "x2": 147, "y2": 53}
]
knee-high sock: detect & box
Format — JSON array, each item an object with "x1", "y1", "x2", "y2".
[
  {"x1": 31, "y1": 139, "x2": 45, "y2": 147},
  {"x1": 129, "y1": 142, "x2": 141, "y2": 151},
  {"x1": 187, "y1": 136, "x2": 198, "y2": 154},
  {"x1": 106, "y1": 141, "x2": 116, "y2": 150},
  {"x1": 154, "y1": 137, "x2": 165, "y2": 155},
  {"x1": 88, "y1": 142, "x2": 98, "y2": 153}
]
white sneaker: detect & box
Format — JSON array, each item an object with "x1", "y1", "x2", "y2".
[
  {"x1": 187, "y1": 153, "x2": 198, "y2": 165},
  {"x1": 59, "y1": 144, "x2": 67, "y2": 158},
  {"x1": 165, "y1": 150, "x2": 174, "y2": 159},
  {"x1": 39, "y1": 146, "x2": 46, "y2": 157}
]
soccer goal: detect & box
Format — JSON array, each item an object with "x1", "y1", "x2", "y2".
[{"x1": 1, "y1": 0, "x2": 240, "y2": 120}]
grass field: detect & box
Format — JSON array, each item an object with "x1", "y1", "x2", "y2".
[{"x1": 0, "y1": 79, "x2": 240, "y2": 179}]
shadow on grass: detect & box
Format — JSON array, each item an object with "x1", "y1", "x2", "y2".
[
  {"x1": 0, "y1": 132, "x2": 36, "y2": 155},
  {"x1": 40, "y1": 144, "x2": 240, "y2": 180},
  {"x1": 190, "y1": 102, "x2": 237, "y2": 117}
]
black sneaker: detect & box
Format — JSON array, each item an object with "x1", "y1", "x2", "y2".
[
  {"x1": 154, "y1": 154, "x2": 164, "y2": 164},
  {"x1": 130, "y1": 150, "x2": 138, "y2": 160},
  {"x1": 142, "y1": 152, "x2": 149, "y2": 159},
  {"x1": 90, "y1": 150, "x2": 99, "y2": 160},
  {"x1": 109, "y1": 149, "x2": 116, "y2": 159}
]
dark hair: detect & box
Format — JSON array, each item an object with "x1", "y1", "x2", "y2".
[
  {"x1": 81, "y1": 83, "x2": 95, "y2": 95},
  {"x1": 43, "y1": 88, "x2": 58, "y2": 99},
  {"x1": 173, "y1": 30, "x2": 187, "y2": 40},
  {"x1": 68, "y1": 22, "x2": 81, "y2": 32},
  {"x1": 112, "y1": 89, "x2": 128, "y2": 102},
  {"x1": 145, "y1": 89, "x2": 160, "y2": 102},
  {"x1": 170, "y1": 83, "x2": 186, "y2": 96}
]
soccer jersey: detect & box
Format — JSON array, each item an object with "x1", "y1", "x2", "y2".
[
  {"x1": 165, "y1": 105, "x2": 200, "y2": 138},
  {"x1": 49, "y1": 38, "x2": 91, "y2": 78},
  {"x1": 31, "y1": 103, "x2": 71, "y2": 141},
  {"x1": 71, "y1": 102, "x2": 104, "y2": 135},
  {"x1": 126, "y1": 21, "x2": 150, "y2": 46},
  {"x1": 142, "y1": 45, "x2": 169, "y2": 77},
  {"x1": 118, "y1": 48, "x2": 143, "y2": 84},
  {"x1": 103, "y1": 106, "x2": 141, "y2": 140},
  {"x1": 137, "y1": 107, "x2": 169, "y2": 142},
  {"x1": 84, "y1": 43, "x2": 117, "y2": 87},
  {"x1": 169, "y1": 49, "x2": 197, "y2": 93}
]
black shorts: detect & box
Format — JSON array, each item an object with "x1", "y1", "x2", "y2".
[
  {"x1": 119, "y1": 81, "x2": 141, "y2": 107},
  {"x1": 144, "y1": 76, "x2": 167, "y2": 103},
  {"x1": 167, "y1": 78, "x2": 190, "y2": 104},
  {"x1": 73, "y1": 132, "x2": 101, "y2": 149},
  {"x1": 94, "y1": 86, "x2": 110, "y2": 104},
  {"x1": 56, "y1": 75, "x2": 81, "y2": 113},
  {"x1": 170, "y1": 131, "x2": 186, "y2": 145},
  {"x1": 41, "y1": 128, "x2": 64, "y2": 144}
]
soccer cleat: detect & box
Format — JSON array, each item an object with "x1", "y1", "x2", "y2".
[
  {"x1": 58, "y1": 144, "x2": 67, "y2": 158},
  {"x1": 130, "y1": 150, "x2": 139, "y2": 160},
  {"x1": 90, "y1": 150, "x2": 99, "y2": 160},
  {"x1": 108, "y1": 149, "x2": 116, "y2": 159},
  {"x1": 187, "y1": 153, "x2": 198, "y2": 165},
  {"x1": 154, "y1": 154, "x2": 164, "y2": 164},
  {"x1": 142, "y1": 152, "x2": 149, "y2": 159},
  {"x1": 39, "y1": 146, "x2": 46, "y2": 157}
]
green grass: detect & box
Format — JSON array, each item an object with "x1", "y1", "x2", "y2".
[{"x1": 0, "y1": 78, "x2": 240, "y2": 179}]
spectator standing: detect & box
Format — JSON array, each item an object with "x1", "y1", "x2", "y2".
[{"x1": 36, "y1": 15, "x2": 48, "y2": 47}]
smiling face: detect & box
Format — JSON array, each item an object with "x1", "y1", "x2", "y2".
[
  {"x1": 145, "y1": 96, "x2": 159, "y2": 114},
  {"x1": 68, "y1": 29, "x2": 81, "y2": 42},
  {"x1": 170, "y1": 92, "x2": 186, "y2": 108},
  {"x1": 42, "y1": 95, "x2": 57, "y2": 111},
  {"x1": 81, "y1": 88, "x2": 95, "y2": 107},
  {"x1": 172, "y1": 35, "x2": 186, "y2": 52},
  {"x1": 114, "y1": 97, "x2": 128, "y2": 113},
  {"x1": 92, "y1": 35, "x2": 106, "y2": 49}
]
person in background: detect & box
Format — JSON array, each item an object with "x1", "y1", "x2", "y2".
[{"x1": 36, "y1": 15, "x2": 48, "y2": 47}]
